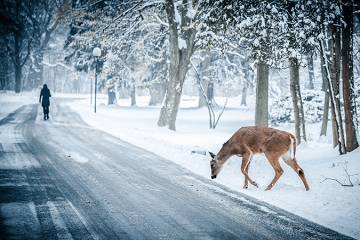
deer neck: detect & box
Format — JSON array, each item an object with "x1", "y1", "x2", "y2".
[{"x1": 216, "y1": 144, "x2": 234, "y2": 165}]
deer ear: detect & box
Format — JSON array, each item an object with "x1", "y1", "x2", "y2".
[{"x1": 209, "y1": 152, "x2": 216, "y2": 159}]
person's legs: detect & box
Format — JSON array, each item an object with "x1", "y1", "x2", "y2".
[
  {"x1": 43, "y1": 107, "x2": 46, "y2": 119},
  {"x1": 43, "y1": 107, "x2": 49, "y2": 119}
]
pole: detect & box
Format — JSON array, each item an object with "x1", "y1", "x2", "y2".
[
  {"x1": 90, "y1": 76, "x2": 92, "y2": 105},
  {"x1": 94, "y1": 58, "x2": 97, "y2": 113}
]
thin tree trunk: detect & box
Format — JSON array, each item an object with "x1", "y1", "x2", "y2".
[
  {"x1": 321, "y1": 82, "x2": 330, "y2": 136},
  {"x1": 130, "y1": 83, "x2": 136, "y2": 106},
  {"x1": 241, "y1": 84, "x2": 247, "y2": 106},
  {"x1": 306, "y1": 47, "x2": 315, "y2": 90},
  {"x1": 330, "y1": 24, "x2": 346, "y2": 153},
  {"x1": 342, "y1": 0, "x2": 359, "y2": 152},
  {"x1": 198, "y1": 53, "x2": 212, "y2": 108},
  {"x1": 13, "y1": 0, "x2": 31, "y2": 93},
  {"x1": 207, "y1": 81, "x2": 214, "y2": 106},
  {"x1": 108, "y1": 87, "x2": 117, "y2": 105},
  {"x1": 289, "y1": 57, "x2": 306, "y2": 143},
  {"x1": 320, "y1": 44, "x2": 330, "y2": 136},
  {"x1": 14, "y1": 30, "x2": 21, "y2": 93},
  {"x1": 255, "y1": 60, "x2": 269, "y2": 127},
  {"x1": 15, "y1": 65, "x2": 22, "y2": 93},
  {"x1": 241, "y1": 61, "x2": 251, "y2": 106},
  {"x1": 320, "y1": 29, "x2": 346, "y2": 154}
]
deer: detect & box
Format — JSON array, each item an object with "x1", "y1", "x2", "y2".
[{"x1": 209, "y1": 126, "x2": 309, "y2": 191}]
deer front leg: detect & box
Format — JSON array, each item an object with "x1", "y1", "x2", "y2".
[
  {"x1": 241, "y1": 153, "x2": 258, "y2": 189},
  {"x1": 265, "y1": 155, "x2": 284, "y2": 190},
  {"x1": 242, "y1": 155, "x2": 253, "y2": 189}
]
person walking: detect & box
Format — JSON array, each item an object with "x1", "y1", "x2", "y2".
[{"x1": 39, "y1": 84, "x2": 51, "y2": 120}]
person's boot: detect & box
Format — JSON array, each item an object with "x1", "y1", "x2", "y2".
[
  {"x1": 47, "y1": 114, "x2": 49, "y2": 119},
  {"x1": 44, "y1": 115, "x2": 46, "y2": 120}
]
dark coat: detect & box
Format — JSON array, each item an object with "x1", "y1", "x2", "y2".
[{"x1": 39, "y1": 84, "x2": 51, "y2": 107}]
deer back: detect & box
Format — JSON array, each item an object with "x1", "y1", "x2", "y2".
[{"x1": 226, "y1": 126, "x2": 295, "y2": 158}]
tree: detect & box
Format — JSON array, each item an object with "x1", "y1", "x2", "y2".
[
  {"x1": 0, "y1": 9, "x2": 21, "y2": 90},
  {"x1": 0, "y1": 0, "x2": 64, "y2": 93},
  {"x1": 287, "y1": 0, "x2": 307, "y2": 143},
  {"x1": 254, "y1": 60, "x2": 269, "y2": 126},
  {"x1": 329, "y1": 18, "x2": 346, "y2": 153},
  {"x1": 157, "y1": 0, "x2": 197, "y2": 130},
  {"x1": 342, "y1": 0, "x2": 359, "y2": 152},
  {"x1": 289, "y1": 57, "x2": 307, "y2": 142},
  {"x1": 1, "y1": 0, "x2": 35, "y2": 93},
  {"x1": 305, "y1": 47, "x2": 315, "y2": 90}
]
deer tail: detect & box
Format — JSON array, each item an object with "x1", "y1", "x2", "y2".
[{"x1": 290, "y1": 135, "x2": 296, "y2": 159}]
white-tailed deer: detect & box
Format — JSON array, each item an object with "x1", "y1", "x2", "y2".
[{"x1": 209, "y1": 126, "x2": 309, "y2": 191}]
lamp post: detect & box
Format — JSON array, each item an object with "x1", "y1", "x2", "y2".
[{"x1": 92, "y1": 47, "x2": 101, "y2": 113}]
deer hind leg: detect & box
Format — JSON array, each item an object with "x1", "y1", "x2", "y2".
[
  {"x1": 282, "y1": 157, "x2": 310, "y2": 191},
  {"x1": 265, "y1": 155, "x2": 284, "y2": 191},
  {"x1": 241, "y1": 153, "x2": 258, "y2": 189}
]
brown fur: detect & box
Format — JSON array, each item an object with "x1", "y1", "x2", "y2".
[{"x1": 210, "y1": 126, "x2": 309, "y2": 191}]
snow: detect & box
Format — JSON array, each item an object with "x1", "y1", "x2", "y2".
[
  {"x1": 178, "y1": 37, "x2": 187, "y2": 49},
  {"x1": 1, "y1": 91, "x2": 360, "y2": 239}
]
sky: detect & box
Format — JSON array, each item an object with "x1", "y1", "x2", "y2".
[{"x1": 1, "y1": 90, "x2": 359, "y2": 239}]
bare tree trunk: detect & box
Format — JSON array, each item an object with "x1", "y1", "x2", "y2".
[
  {"x1": 158, "y1": 0, "x2": 196, "y2": 130},
  {"x1": 198, "y1": 53, "x2": 212, "y2": 108},
  {"x1": 130, "y1": 83, "x2": 136, "y2": 106},
  {"x1": 254, "y1": 60, "x2": 269, "y2": 127},
  {"x1": 289, "y1": 57, "x2": 307, "y2": 143},
  {"x1": 108, "y1": 87, "x2": 117, "y2": 105},
  {"x1": 320, "y1": 25, "x2": 346, "y2": 154},
  {"x1": 241, "y1": 61, "x2": 252, "y2": 106},
  {"x1": 241, "y1": 85, "x2": 247, "y2": 106},
  {"x1": 342, "y1": 0, "x2": 359, "y2": 152},
  {"x1": 199, "y1": 79, "x2": 209, "y2": 107},
  {"x1": 306, "y1": 47, "x2": 315, "y2": 90},
  {"x1": 321, "y1": 83, "x2": 330, "y2": 136},
  {"x1": 15, "y1": 64, "x2": 22, "y2": 93},
  {"x1": 320, "y1": 47, "x2": 330, "y2": 136},
  {"x1": 330, "y1": 24, "x2": 346, "y2": 153},
  {"x1": 14, "y1": 27, "x2": 22, "y2": 93},
  {"x1": 207, "y1": 82, "x2": 214, "y2": 106}
]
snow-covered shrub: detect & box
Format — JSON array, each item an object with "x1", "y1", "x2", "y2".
[{"x1": 269, "y1": 90, "x2": 324, "y2": 126}]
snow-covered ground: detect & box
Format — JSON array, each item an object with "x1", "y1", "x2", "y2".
[{"x1": 1, "y1": 91, "x2": 360, "y2": 239}]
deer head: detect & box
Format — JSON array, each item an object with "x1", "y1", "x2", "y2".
[{"x1": 209, "y1": 151, "x2": 220, "y2": 179}]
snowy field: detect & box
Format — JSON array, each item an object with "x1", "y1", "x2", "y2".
[{"x1": 1, "y1": 91, "x2": 360, "y2": 239}]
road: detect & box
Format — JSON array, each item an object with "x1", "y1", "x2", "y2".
[{"x1": 0, "y1": 98, "x2": 353, "y2": 240}]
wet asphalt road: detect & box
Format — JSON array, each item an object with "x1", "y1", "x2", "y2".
[{"x1": 0, "y1": 98, "x2": 353, "y2": 239}]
